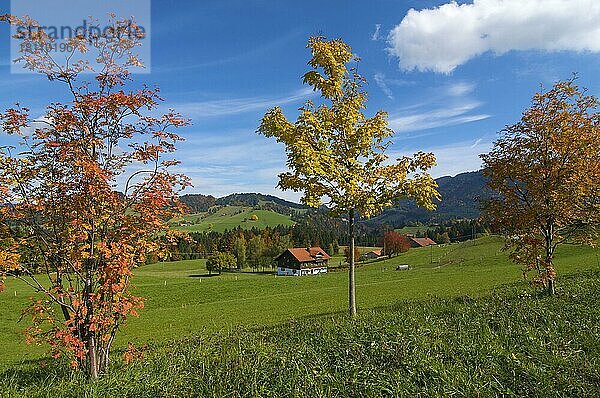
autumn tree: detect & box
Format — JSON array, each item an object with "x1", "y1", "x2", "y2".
[
  {"x1": 263, "y1": 233, "x2": 292, "y2": 270},
  {"x1": 481, "y1": 78, "x2": 600, "y2": 294},
  {"x1": 0, "y1": 15, "x2": 190, "y2": 377},
  {"x1": 382, "y1": 231, "x2": 411, "y2": 257},
  {"x1": 258, "y1": 36, "x2": 439, "y2": 316},
  {"x1": 332, "y1": 240, "x2": 339, "y2": 256}
]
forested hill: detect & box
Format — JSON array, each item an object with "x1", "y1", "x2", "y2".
[
  {"x1": 179, "y1": 193, "x2": 308, "y2": 215},
  {"x1": 215, "y1": 193, "x2": 307, "y2": 209},
  {"x1": 179, "y1": 170, "x2": 490, "y2": 225},
  {"x1": 367, "y1": 170, "x2": 491, "y2": 226}
]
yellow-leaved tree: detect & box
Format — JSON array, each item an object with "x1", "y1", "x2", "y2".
[
  {"x1": 481, "y1": 78, "x2": 600, "y2": 295},
  {"x1": 258, "y1": 37, "x2": 440, "y2": 316}
]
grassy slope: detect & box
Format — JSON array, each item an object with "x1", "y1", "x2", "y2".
[
  {"x1": 394, "y1": 225, "x2": 429, "y2": 235},
  {"x1": 1, "y1": 236, "x2": 598, "y2": 371},
  {"x1": 171, "y1": 206, "x2": 295, "y2": 233},
  {"x1": 2, "y1": 270, "x2": 599, "y2": 395}
]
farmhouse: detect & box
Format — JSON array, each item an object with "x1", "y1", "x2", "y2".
[
  {"x1": 276, "y1": 247, "x2": 330, "y2": 276},
  {"x1": 360, "y1": 248, "x2": 383, "y2": 261},
  {"x1": 408, "y1": 237, "x2": 437, "y2": 247}
]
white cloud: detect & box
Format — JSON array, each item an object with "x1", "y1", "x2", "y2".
[
  {"x1": 168, "y1": 128, "x2": 301, "y2": 201},
  {"x1": 371, "y1": 24, "x2": 382, "y2": 41},
  {"x1": 388, "y1": 0, "x2": 600, "y2": 73},
  {"x1": 173, "y1": 87, "x2": 313, "y2": 119},
  {"x1": 374, "y1": 73, "x2": 394, "y2": 100},
  {"x1": 389, "y1": 101, "x2": 490, "y2": 133},
  {"x1": 470, "y1": 137, "x2": 483, "y2": 148},
  {"x1": 446, "y1": 82, "x2": 475, "y2": 97}
]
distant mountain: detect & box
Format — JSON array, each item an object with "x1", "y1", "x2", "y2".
[
  {"x1": 215, "y1": 193, "x2": 307, "y2": 209},
  {"x1": 179, "y1": 192, "x2": 307, "y2": 215},
  {"x1": 179, "y1": 194, "x2": 217, "y2": 213},
  {"x1": 179, "y1": 170, "x2": 491, "y2": 226},
  {"x1": 367, "y1": 170, "x2": 491, "y2": 226}
]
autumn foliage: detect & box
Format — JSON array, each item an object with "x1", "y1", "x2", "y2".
[
  {"x1": 481, "y1": 78, "x2": 600, "y2": 293},
  {"x1": 259, "y1": 37, "x2": 439, "y2": 316},
  {"x1": 0, "y1": 15, "x2": 190, "y2": 377},
  {"x1": 382, "y1": 231, "x2": 412, "y2": 257}
]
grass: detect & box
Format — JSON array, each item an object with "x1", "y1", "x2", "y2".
[
  {"x1": 170, "y1": 206, "x2": 295, "y2": 233},
  {"x1": 395, "y1": 224, "x2": 429, "y2": 235},
  {"x1": 1, "y1": 236, "x2": 598, "y2": 370},
  {"x1": 2, "y1": 268, "x2": 599, "y2": 396}
]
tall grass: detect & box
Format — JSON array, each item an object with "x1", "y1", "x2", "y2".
[{"x1": 2, "y1": 270, "x2": 598, "y2": 397}]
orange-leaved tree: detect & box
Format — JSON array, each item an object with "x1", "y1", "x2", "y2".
[
  {"x1": 258, "y1": 37, "x2": 439, "y2": 316},
  {"x1": 481, "y1": 78, "x2": 600, "y2": 294},
  {"x1": 0, "y1": 15, "x2": 190, "y2": 377},
  {"x1": 382, "y1": 231, "x2": 412, "y2": 257}
]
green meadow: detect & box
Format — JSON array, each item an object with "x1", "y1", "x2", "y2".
[
  {"x1": 1, "y1": 236, "x2": 598, "y2": 372},
  {"x1": 170, "y1": 206, "x2": 295, "y2": 233}
]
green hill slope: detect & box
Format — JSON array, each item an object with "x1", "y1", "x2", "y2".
[
  {"x1": 2, "y1": 236, "x2": 597, "y2": 369},
  {"x1": 171, "y1": 206, "x2": 295, "y2": 233},
  {"x1": 1, "y1": 238, "x2": 598, "y2": 396}
]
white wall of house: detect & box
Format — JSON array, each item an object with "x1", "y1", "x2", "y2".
[
  {"x1": 277, "y1": 267, "x2": 299, "y2": 276},
  {"x1": 277, "y1": 266, "x2": 327, "y2": 276}
]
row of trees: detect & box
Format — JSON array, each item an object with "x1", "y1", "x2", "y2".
[{"x1": 421, "y1": 219, "x2": 489, "y2": 243}]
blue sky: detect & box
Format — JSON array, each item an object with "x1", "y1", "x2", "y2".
[{"x1": 1, "y1": 0, "x2": 600, "y2": 202}]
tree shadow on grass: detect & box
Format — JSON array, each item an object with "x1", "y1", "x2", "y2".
[{"x1": 188, "y1": 273, "x2": 220, "y2": 278}]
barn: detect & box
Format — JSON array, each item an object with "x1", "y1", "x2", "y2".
[
  {"x1": 360, "y1": 248, "x2": 383, "y2": 261},
  {"x1": 276, "y1": 247, "x2": 330, "y2": 276},
  {"x1": 408, "y1": 237, "x2": 437, "y2": 248}
]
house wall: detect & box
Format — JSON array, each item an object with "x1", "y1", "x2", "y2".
[
  {"x1": 277, "y1": 267, "x2": 299, "y2": 276},
  {"x1": 361, "y1": 253, "x2": 379, "y2": 261},
  {"x1": 277, "y1": 266, "x2": 328, "y2": 276},
  {"x1": 277, "y1": 251, "x2": 301, "y2": 270}
]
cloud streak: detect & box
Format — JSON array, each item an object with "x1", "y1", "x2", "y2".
[
  {"x1": 388, "y1": 0, "x2": 600, "y2": 73},
  {"x1": 173, "y1": 87, "x2": 314, "y2": 119},
  {"x1": 373, "y1": 73, "x2": 394, "y2": 100},
  {"x1": 389, "y1": 102, "x2": 490, "y2": 134},
  {"x1": 371, "y1": 24, "x2": 382, "y2": 41}
]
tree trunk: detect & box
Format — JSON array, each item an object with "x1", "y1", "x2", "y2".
[
  {"x1": 82, "y1": 256, "x2": 100, "y2": 379},
  {"x1": 548, "y1": 278, "x2": 555, "y2": 295},
  {"x1": 349, "y1": 209, "x2": 357, "y2": 317},
  {"x1": 544, "y1": 224, "x2": 556, "y2": 295},
  {"x1": 88, "y1": 335, "x2": 99, "y2": 379}
]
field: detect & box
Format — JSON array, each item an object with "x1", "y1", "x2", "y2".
[
  {"x1": 2, "y1": 236, "x2": 598, "y2": 364},
  {"x1": 169, "y1": 206, "x2": 295, "y2": 233},
  {"x1": 394, "y1": 224, "x2": 430, "y2": 235},
  {"x1": 1, "y1": 237, "x2": 599, "y2": 396}
]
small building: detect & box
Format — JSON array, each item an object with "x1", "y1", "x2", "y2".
[
  {"x1": 360, "y1": 248, "x2": 383, "y2": 261},
  {"x1": 276, "y1": 247, "x2": 330, "y2": 276},
  {"x1": 408, "y1": 237, "x2": 437, "y2": 248}
]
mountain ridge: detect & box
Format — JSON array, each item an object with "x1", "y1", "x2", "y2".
[{"x1": 179, "y1": 170, "x2": 490, "y2": 225}]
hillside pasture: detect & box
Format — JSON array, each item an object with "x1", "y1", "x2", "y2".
[
  {"x1": 1, "y1": 236, "x2": 598, "y2": 371},
  {"x1": 170, "y1": 206, "x2": 295, "y2": 233}
]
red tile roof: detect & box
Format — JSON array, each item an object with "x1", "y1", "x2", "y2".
[
  {"x1": 409, "y1": 237, "x2": 437, "y2": 247},
  {"x1": 369, "y1": 249, "x2": 383, "y2": 256},
  {"x1": 282, "y1": 247, "x2": 331, "y2": 263}
]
